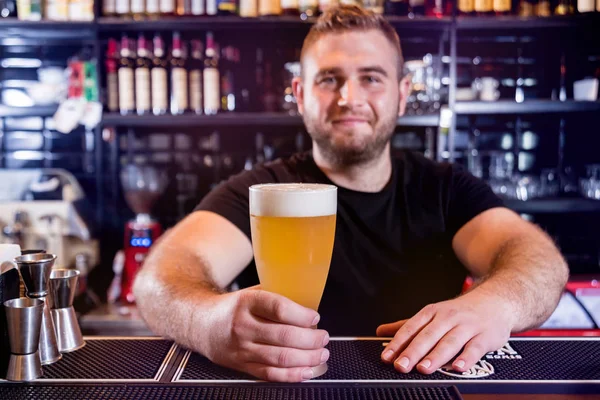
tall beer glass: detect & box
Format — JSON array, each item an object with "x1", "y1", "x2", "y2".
[{"x1": 249, "y1": 183, "x2": 337, "y2": 378}]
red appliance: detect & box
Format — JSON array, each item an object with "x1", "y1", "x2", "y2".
[{"x1": 120, "y1": 165, "x2": 167, "y2": 304}]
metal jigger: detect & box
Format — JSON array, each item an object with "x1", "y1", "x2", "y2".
[
  {"x1": 48, "y1": 269, "x2": 85, "y2": 353},
  {"x1": 15, "y1": 253, "x2": 62, "y2": 365},
  {"x1": 4, "y1": 297, "x2": 44, "y2": 382}
]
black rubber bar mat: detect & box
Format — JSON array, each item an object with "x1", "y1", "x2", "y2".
[
  {"x1": 173, "y1": 338, "x2": 600, "y2": 393},
  {"x1": 27, "y1": 338, "x2": 175, "y2": 381},
  {"x1": 0, "y1": 383, "x2": 463, "y2": 400}
]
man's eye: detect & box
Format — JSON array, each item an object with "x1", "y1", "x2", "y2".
[
  {"x1": 363, "y1": 76, "x2": 381, "y2": 84},
  {"x1": 319, "y1": 77, "x2": 336, "y2": 85}
]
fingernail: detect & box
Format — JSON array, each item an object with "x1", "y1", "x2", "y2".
[
  {"x1": 322, "y1": 334, "x2": 330, "y2": 347},
  {"x1": 454, "y1": 360, "x2": 465, "y2": 369},
  {"x1": 395, "y1": 356, "x2": 410, "y2": 370},
  {"x1": 382, "y1": 349, "x2": 394, "y2": 361},
  {"x1": 302, "y1": 368, "x2": 314, "y2": 380},
  {"x1": 418, "y1": 359, "x2": 431, "y2": 369},
  {"x1": 320, "y1": 349, "x2": 330, "y2": 364},
  {"x1": 312, "y1": 315, "x2": 320, "y2": 326}
]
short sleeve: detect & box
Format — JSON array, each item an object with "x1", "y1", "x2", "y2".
[
  {"x1": 194, "y1": 167, "x2": 278, "y2": 240},
  {"x1": 446, "y1": 164, "x2": 505, "y2": 236}
]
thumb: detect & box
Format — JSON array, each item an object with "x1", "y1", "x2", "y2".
[{"x1": 376, "y1": 320, "x2": 407, "y2": 337}]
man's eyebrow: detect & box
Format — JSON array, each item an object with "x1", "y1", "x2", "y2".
[
  {"x1": 359, "y1": 66, "x2": 388, "y2": 77},
  {"x1": 316, "y1": 67, "x2": 343, "y2": 76}
]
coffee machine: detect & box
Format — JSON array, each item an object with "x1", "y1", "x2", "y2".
[{"x1": 119, "y1": 164, "x2": 166, "y2": 304}]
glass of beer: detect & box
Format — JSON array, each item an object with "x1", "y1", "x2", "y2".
[{"x1": 249, "y1": 183, "x2": 337, "y2": 378}]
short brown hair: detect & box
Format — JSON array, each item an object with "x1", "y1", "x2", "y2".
[{"x1": 300, "y1": 5, "x2": 404, "y2": 79}]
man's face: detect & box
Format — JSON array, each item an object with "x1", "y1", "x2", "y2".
[{"x1": 293, "y1": 30, "x2": 410, "y2": 166}]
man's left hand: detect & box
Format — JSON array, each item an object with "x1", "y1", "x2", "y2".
[{"x1": 376, "y1": 291, "x2": 516, "y2": 375}]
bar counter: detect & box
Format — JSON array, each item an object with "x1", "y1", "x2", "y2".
[{"x1": 0, "y1": 336, "x2": 598, "y2": 399}]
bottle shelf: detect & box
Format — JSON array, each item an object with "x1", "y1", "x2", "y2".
[
  {"x1": 506, "y1": 198, "x2": 600, "y2": 214},
  {"x1": 455, "y1": 100, "x2": 600, "y2": 115},
  {"x1": 101, "y1": 112, "x2": 440, "y2": 127},
  {"x1": 0, "y1": 105, "x2": 58, "y2": 118},
  {"x1": 456, "y1": 13, "x2": 600, "y2": 30},
  {"x1": 97, "y1": 15, "x2": 451, "y2": 32}
]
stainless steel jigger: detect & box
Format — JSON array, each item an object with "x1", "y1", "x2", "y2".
[
  {"x1": 4, "y1": 297, "x2": 44, "y2": 382},
  {"x1": 15, "y1": 253, "x2": 62, "y2": 365},
  {"x1": 48, "y1": 269, "x2": 85, "y2": 353}
]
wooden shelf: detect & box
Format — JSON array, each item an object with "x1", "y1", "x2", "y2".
[{"x1": 455, "y1": 100, "x2": 600, "y2": 115}]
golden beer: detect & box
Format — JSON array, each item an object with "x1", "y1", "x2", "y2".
[{"x1": 249, "y1": 183, "x2": 337, "y2": 311}]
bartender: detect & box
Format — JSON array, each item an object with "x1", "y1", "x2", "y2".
[{"x1": 133, "y1": 5, "x2": 568, "y2": 383}]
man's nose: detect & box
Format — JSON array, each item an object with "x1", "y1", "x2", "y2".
[{"x1": 338, "y1": 80, "x2": 365, "y2": 108}]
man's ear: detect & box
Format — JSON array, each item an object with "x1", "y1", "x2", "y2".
[
  {"x1": 397, "y1": 75, "x2": 412, "y2": 117},
  {"x1": 292, "y1": 77, "x2": 304, "y2": 115}
]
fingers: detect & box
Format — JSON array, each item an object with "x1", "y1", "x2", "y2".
[
  {"x1": 252, "y1": 316, "x2": 329, "y2": 350},
  {"x1": 414, "y1": 327, "x2": 472, "y2": 374},
  {"x1": 452, "y1": 334, "x2": 493, "y2": 372},
  {"x1": 376, "y1": 320, "x2": 407, "y2": 337},
  {"x1": 380, "y1": 304, "x2": 437, "y2": 365},
  {"x1": 246, "y1": 290, "x2": 319, "y2": 328},
  {"x1": 244, "y1": 362, "x2": 317, "y2": 382},
  {"x1": 244, "y1": 343, "x2": 329, "y2": 368}
]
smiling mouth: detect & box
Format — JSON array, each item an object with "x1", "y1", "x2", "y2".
[{"x1": 332, "y1": 118, "x2": 369, "y2": 125}]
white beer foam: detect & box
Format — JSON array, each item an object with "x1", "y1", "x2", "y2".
[{"x1": 249, "y1": 183, "x2": 337, "y2": 217}]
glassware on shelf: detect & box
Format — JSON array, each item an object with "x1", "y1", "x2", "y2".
[
  {"x1": 403, "y1": 54, "x2": 442, "y2": 116},
  {"x1": 580, "y1": 165, "x2": 600, "y2": 200},
  {"x1": 281, "y1": 62, "x2": 301, "y2": 115}
]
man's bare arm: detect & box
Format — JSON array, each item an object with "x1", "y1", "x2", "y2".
[
  {"x1": 133, "y1": 211, "x2": 253, "y2": 352},
  {"x1": 451, "y1": 207, "x2": 569, "y2": 332},
  {"x1": 133, "y1": 210, "x2": 329, "y2": 382},
  {"x1": 377, "y1": 207, "x2": 568, "y2": 375}
]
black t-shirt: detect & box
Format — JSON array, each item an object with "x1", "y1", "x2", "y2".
[{"x1": 196, "y1": 151, "x2": 504, "y2": 336}]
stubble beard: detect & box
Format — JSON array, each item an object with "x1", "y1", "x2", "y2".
[{"x1": 302, "y1": 108, "x2": 398, "y2": 168}]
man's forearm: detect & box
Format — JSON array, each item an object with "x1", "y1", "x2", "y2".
[
  {"x1": 470, "y1": 227, "x2": 569, "y2": 332},
  {"x1": 133, "y1": 241, "x2": 224, "y2": 353}
]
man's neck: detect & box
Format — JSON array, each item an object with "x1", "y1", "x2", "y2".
[{"x1": 312, "y1": 145, "x2": 393, "y2": 193}]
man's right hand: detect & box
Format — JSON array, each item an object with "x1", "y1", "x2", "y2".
[{"x1": 197, "y1": 287, "x2": 330, "y2": 382}]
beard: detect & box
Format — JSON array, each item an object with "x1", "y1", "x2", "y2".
[{"x1": 302, "y1": 105, "x2": 398, "y2": 167}]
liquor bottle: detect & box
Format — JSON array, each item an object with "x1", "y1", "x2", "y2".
[
  {"x1": 220, "y1": 46, "x2": 237, "y2": 112},
  {"x1": 409, "y1": 0, "x2": 425, "y2": 15},
  {"x1": 131, "y1": 0, "x2": 146, "y2": 18},
  {"x1": 136, "y1": 35, "x2": 152, "y2": 115},
  {"x1": 239, "y1": 0, "x2": 258, "y2": 16},
  {"x1": 116, "y1": 0, "x2": 131, "y2": 17},
  {"x1": 536, "y1": 0, "x2": 551, "y2": 15},
  {"x1": 259, "y1": 0, "x2": 282, "y2": 15},
  {"x1": 218, "y1": 0, "x2": 237, "y2": 14},
  {"x1": 191, "y1": 0, "x2": 205, "y2": 14},
  {"x1": 555, "y1": 0, "x2": 574, "y2": 13},
  {"x1": 458, "y1": 0, "x2": 475, "y2": 14},
  {"x1": 46, "y1": 0, "x2": 70, "y2": 20},
  {"x1": 493, "y1": 0, "x2": 511, "y2": 14},
  {"x1": 425, "y1": 0, "x2": 446, "y2": 16},
  {"x1": 16, "y1": 0, "x2": 42, "y2": 20},
  {"x1": 577, "y1": 0, "x2": 594, "y2": 11},
  {"x1": 253, "y1": 48, "x2": 264, "y2": 112},
  {"x1": 103, "y1": 0, "x2": 116, "y2": 16},
  {"x1": 474, "y1": 0, "x2": 493, "y2": 15},
  {"x1": 190, "y1": 39, "x2": 204, "y2": 115},
  {"x1": 152, "y1": 33, "x2": 169, "y2": 116},
  {"x1": 160, "y1": 0, "x2": 176, "y2": 15},
  {"x1": 171, "y1": 32, "x2": 189, "y2": 115},
  {"x1": 147, "y1": 0, "x2": 160, "y2": 16},
  {"x1": 105, "y1": 38, "x2": 119, "y2": 113},
  {"x1": 518, "y1": 0, "x2": 535, "y2": 16},
  {"x1": 281, "y1": 0, "x2": 300, "y2": 15},
  {"x1": 118, "y1": 35, "x2": 136, "y2": 115},
  {"x1": 262, "y1": 61, "x2": 278, "y2": 112},
  {"x1": 203, "y1": 32, "x2": 220, "y2": 115},
  {"x1": 385, "y1": 0, "x2": 409, "y2": 15},
  {"x1": 177, "y1": 0, "x2": 192, "y2": 15},
  {"x1": 206, "y1": 0, "x2": 217, "y2": 14},
  {"x1": 0, "y1": 0, "x2": 17, "y2": 18}
]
